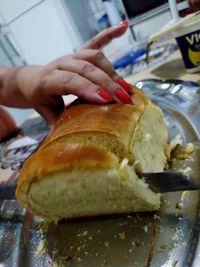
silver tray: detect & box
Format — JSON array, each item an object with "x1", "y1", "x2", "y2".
[{"x1": 0, "y1": 79, "x2": 200, "y2": 267}]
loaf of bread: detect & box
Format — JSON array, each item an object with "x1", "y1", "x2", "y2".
[{"x1": 16, "y1": 87, "x2": 168, "y2": 222}]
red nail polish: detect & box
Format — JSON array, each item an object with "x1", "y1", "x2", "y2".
[
  {"x1": 116, "y1": 78, "x2": 132, "y2": 91},
  {"x1": 115, "y1": 88, "x2": 132, "y2": 104},
  {"x1": 97, "y1": 88, "x2": 112, "y2": 101}
]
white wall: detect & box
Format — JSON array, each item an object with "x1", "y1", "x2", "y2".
[
  {"x1": 0, "y1": 0, "x2": 81, "y2": 65},
  {"x1": 0, "y1": 0, "x2": 83, "y2": 125},
  {"x1": 0, "y1": 0, "x2": 41, "y2": 23},
  {"x1": 133, "y1": 10, "x2": 171, "y2": 40}
]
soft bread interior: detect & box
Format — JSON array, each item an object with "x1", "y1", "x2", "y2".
[
  {"x1": 28, "y1": 169, "x2": 160, "y2": 222},
  {"x1": 131, "y1": 105, "x2": 168, "y2": 172}
]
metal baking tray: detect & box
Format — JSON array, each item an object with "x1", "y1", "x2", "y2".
[{"x1": 0, "y1": 79, "x2": 200, "y2": 267}]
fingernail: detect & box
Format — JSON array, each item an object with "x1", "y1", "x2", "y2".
[
  {"x1": 115, "y1": 88, "x2": 132, "y2": 104},
  {"x1": 119, "y1": 20, "x2": 128, "y2": 26},
  {"x1": 97, "y1": 88, "x2": 112, "y2": 101},
  {"x1": 116, "y1": 77, "x2": 132, "y2": 91}
]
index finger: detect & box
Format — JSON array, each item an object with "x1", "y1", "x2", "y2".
[
  {"x1": 82, "y1": 20, "x2": 128, "y2": 50},
  {"x1": 73, "y1": 49, "x2": 117, "y2": 79}
]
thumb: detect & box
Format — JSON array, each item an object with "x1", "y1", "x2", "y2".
[{"x1": 35, "y1": 97, "x2": 64, "y2": 127}]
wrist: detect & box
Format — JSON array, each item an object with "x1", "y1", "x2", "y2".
[
  {"x1": 0, "y1": 65, "x2": 10, "y2": 83},
  {"x1": 0, "y1": 66, "x2": 25, "y2": 106}
]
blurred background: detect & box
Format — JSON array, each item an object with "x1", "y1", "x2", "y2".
[{"x1": 0, "y1": 0, "x2": 197, "y2": 125}]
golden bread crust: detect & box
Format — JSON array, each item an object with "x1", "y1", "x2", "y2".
[
  {"x1": 40, "y1": 103, "x2": 143, "y2": 150},
  {"x1": 40, "y1": 87, "x2": 150, "y2": 150}
]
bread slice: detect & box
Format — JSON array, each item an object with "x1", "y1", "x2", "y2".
[
  {"x1": 16, "y1": 144, "x2": 161, "y2": 222},
  {"x1": 16, "y1": 87, "x2": 168, "y2": 221}
]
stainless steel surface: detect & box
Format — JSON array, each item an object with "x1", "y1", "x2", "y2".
[
  {"x1": 0, "y1": 79, "x2": 200, "y2": 267},
  {"x1": 141, "y1": 171, "x2": 200, "y2": 193}
]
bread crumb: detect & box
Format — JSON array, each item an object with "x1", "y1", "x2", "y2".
[
  {"x1": 172, "y1": 259, "x2": 178, "y2": 266},
  {"x1": 118, "y1": 232, "x2": 126, "y2": 240},
  {"x1": 170, "y1": 141, "x2": 194, "y2": 160},
  {"x1": 177, "y1": 143, "x2": 194, "y2": 159},
  {"x1": 158, "y1": 243, "x2": 168, "y2": 252},
  {"x1": 181, "y1": 191, "x2": 190, "y2": 201},
  {"x1": 105, "y1": 241, "x2": 109, "y2": 247},
  {"x1": 175, "y1": 202, "x2": 184, "y2": 209},
  {"x1": 77, "y1": 230, "x2": 88, "y2": 237},
  {"x1": 35, "y1": 239, "x2": 47, "y2": 257},
  {"x1": 169, "y1": 134, "x2": 183, "y2": 152},
  {"x1": 185, "y1": 143, "x2": 194, "y2": 154},
  {"x1": 131, "y1": 240, "x2": 140, "y2": 247},
  {"x1": 143, "y1": 225, "x2": 149, "y2": 233}
]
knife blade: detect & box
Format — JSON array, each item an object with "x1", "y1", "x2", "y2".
[{"x1": 141, "y1": 171, "x2": 200, "y2": 193}]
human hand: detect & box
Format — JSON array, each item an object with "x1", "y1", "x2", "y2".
[{"x1": 4, "y1": 21, "x2": 132, "y2": 126}]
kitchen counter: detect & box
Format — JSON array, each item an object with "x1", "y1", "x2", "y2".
[{"x1": 126, "y1": 49, "x2": 200, "y2": 84}]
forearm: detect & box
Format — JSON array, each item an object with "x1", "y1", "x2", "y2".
[
  {"x1": 0, "y1": 65, "x2": 10, "y2": 98},
  {"x1": 0, "y1": 65, "x2": 31, "y2": 108}
]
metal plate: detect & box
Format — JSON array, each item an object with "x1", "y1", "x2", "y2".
[{"x1": 0, "y1": 79, "x2": 200, "y2": 267}]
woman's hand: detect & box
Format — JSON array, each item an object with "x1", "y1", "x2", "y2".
[{"x1": 0, "y1": 21, "x2": 132, "y2": 126}]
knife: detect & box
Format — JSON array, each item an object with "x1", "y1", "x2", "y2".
[{"x1": 141, "y1": 171, "x2": 200, "y2": 193}]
